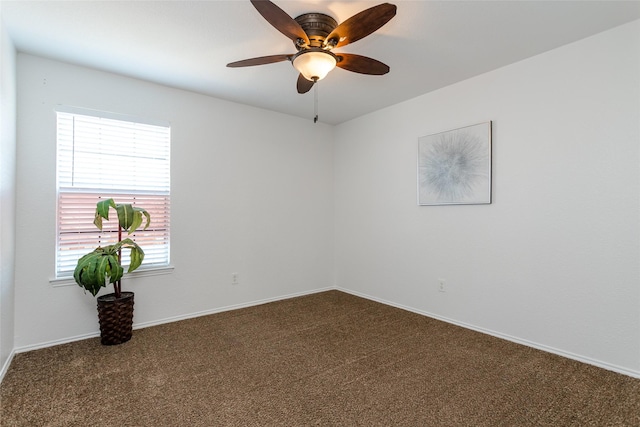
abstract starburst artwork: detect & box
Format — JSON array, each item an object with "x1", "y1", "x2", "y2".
[{"x1": 418, "y1": 122, "x2": 492, "y2": 205}]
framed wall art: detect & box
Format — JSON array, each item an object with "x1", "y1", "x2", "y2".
[{"x1": 418, "y1": 121, "x2": 492, "y2": 206}]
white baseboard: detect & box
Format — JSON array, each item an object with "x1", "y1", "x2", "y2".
[
  {"x1": 13, "y1": 331, "x2": 100, "y2": 355},
  {"x1": 0, "y1": 349, "x2": 16, "y2": 384},
  {"x1": 337, "y1": 286, "x2": 640, "y2": 380}
]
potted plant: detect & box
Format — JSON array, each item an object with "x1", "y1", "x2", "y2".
[{"x1": 73, "y1": 198, "x2": 150, "y2": 345}]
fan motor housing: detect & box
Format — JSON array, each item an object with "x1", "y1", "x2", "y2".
[{"x1": 294, "y1": 13, "x2": 337, "y2": 49}]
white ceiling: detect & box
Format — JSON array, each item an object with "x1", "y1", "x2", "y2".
[{"x1": 3, "y1": 1, "x2": 640, "y2": 125}]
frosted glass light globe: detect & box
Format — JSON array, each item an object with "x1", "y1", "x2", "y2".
[{"x1": 292, "y1": 51, "x2": 337, "y2": 81}]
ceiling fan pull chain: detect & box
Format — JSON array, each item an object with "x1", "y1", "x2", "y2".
[{"x1": 314, "y1": 79, "x2": 319, "y2": 123}]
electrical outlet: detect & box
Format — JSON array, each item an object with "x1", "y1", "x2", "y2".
[
  {"x1": 438, "y1": 278, "x2": 446, "y2": 293},
  {"x1": 231, "y1": 273, "x2": 239, "y2": 285}
]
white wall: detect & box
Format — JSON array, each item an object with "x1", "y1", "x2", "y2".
[
  {"x1": 14, "y1": 55, "x2": 334, "y2": 349},
  {"x1": 334, "y1": 21, "x2": 640, "y2": 375},
  {"x1": 0, "y1": 11, "x2": 17, "y2": 378}
]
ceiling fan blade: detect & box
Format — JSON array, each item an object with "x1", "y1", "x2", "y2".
[
  {"x1": 227, "y1": 54, "x2": 292, "y2": 68},
  {"x1": 297, "y1": 74, "x2": 315, "y2": 94},
  {"x1": 325, "y1": 3, "x2": 396, "y2": 49},
  {"x1": 336, "y1": 54, "x2": 390, "y2": 75},
  {"x1": 250, "y1": 0, "x2": 309, "y2": 46}
]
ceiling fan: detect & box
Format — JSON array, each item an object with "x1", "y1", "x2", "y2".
[{"x1": 227, "y1": 0, "x2": 397, "y2": 94}]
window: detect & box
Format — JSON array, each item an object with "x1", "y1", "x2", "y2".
[{"x1": 55, "y1": 107, "x2": 170, "y2": 279}]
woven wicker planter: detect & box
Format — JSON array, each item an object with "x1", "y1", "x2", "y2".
[{"x1": 97, "y1": 292, "x2": 134, "y2": 345}]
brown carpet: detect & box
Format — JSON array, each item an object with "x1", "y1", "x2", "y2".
[{"x1": 2, "y1": 290, "x2": 640, "y2": 426}]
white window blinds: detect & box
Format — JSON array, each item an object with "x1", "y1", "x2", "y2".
[{"x1": 56, "y1": 108, "x2": 171, "y2": 278}]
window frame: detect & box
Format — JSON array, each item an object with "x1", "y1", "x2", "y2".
[{"x1": 53, "y1": 106, "x2": 172, "y2": 283}]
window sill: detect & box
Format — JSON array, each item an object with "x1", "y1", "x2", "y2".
[{"x1": 50, "y1": 265, "x2": 175, "y2": 288}]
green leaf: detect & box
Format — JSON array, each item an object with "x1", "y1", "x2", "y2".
[
  {"x1": 118, "y1": 238, "x2": 145, "y2": 272},
  {"x1": 116, "y1": 203, "x2": 135, "y2": 231},
  {"x1": 138, "y1": 208, "x2": 151, "y2": 231},
  {"x1": 73, "y1": 252, "x2": 101, "y2": 296},
  {"x1": 126, "y1": 207, "x2": 151, "y2": 234},
  {"x1": 73, "y1": 249, "x2": 122, "y2": 296},
  {"x1": 98, "y1": 252, "x2": 123, "y2": 284},
  {"x1": 128, "y1": 210, "x2": 143, "y2": 235},
  {"x1": 128, "y1": 244, "x2": 145, "y2": 272},
  {"x1": 92, "y1": 199, "x2": 151, "y2": 233},
  {"x1": 105, "y1": 238, "x2": 145, "y2": 273},
  {"x1": 93, "y1": 198, "x2": 116, "y2": 230}
]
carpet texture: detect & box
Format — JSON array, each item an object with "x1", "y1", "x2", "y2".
[{"x1": 2, "y1": 290, "x2": 640, "y2": 426}]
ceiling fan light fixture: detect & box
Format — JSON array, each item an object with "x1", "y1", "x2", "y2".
[{"x1": 292, "y1": 50, "x2": 337, "y2": 81}]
